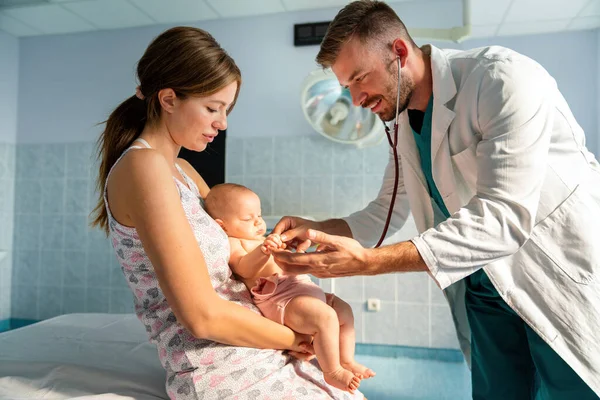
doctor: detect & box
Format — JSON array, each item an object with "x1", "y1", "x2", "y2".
[{"x1": 272, "y1": 1, "x2": 600, "y2": 399}]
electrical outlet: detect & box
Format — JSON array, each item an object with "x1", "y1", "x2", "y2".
[{"x1": 366, "y1": 298, "x2": 381, "y2": 312}]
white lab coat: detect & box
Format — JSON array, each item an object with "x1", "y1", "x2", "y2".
[{"x1": 344, "y1": 44, "x2": 600, "y2": 394}]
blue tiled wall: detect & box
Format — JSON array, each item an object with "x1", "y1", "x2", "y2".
[
  {"x1": 226, "y1": 135, "x2": 458, "y2": 349},
  {"x1": 11, "y1": 142, "x2": 133, "y2": 321},
  {"x1": 9, "y1": 136, "x2": 459, "y2": 349}
]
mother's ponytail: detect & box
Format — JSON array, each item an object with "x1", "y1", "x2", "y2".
[{"x1": 90, "y1": 95, "x2": 146, "y2": 233}]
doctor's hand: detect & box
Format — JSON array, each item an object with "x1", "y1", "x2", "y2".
[
  {"x1": 272, "y1": 216, "x2": 321, "y2": 253},
  {"x1": 272, "y1": 229, "x2": 377, "y2": 278}
]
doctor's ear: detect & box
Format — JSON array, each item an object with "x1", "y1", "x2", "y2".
[{"x1": 391, "y1": 39, "x2": 410, "y2": 65}]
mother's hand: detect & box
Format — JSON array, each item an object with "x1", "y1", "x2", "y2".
[
  {"x1": 288, "y1": 332, "x2": 316, "y2": 362},
  {"x1": 272, "y1": 229, "x2": 376, "y2": 278}
]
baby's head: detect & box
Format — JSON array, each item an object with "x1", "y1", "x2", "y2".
[{"x1": 205, "y1": 183, "x2": 267, "y2": 240}]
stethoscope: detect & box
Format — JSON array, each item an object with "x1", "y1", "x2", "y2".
[{"x1": 374, "y1": 56, "x2": 402, "y2": 248}]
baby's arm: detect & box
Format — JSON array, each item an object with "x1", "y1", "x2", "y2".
[{"x1": 228, "y1": 237, "x2": 272, "y2": 281}]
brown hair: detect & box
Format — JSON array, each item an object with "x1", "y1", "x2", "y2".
[
  {"x1": 316, "y1": 0, "x2": 415, "y2": 68},
  {"x1": 91, "y1": 27, "x2": 242, "y2": 233},
  {"x1": 204, "y1": 183, "x2": 253, "y2": 220}
]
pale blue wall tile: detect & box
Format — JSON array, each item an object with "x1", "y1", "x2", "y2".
[
  {"x1": 430, "y1": 279, "x2": 447, "y2": 305},
  {"x1": 86, "y1": 251, "x2": 111, "y2": 288},
  {"x1": 64, "y1": 215, "x2": 88, "y2": 251},
  {"x1": 244, "y1": 177, "x2": 273, "y2": 216},
  {"x1": 273, "y1": 176, "x2": 301, "y2": 215},
  {"x1": 16, "y1": 144, "x2": 43, "y2": 179},
  {"x1": 12, "y1": 284, "x2": 38, "y2": 320},
  {"x1": 364, "y1": 142, "x2": 389, "y2": 175},
  {"x1": 226, "y1": 175, "x2": 244, "y2": 185},
  {"x1": 87, "y1": 178, "x2": 101, "y2": 212},
  {"x1": 363, "y1": 301, "x2": 397, "y2": 344},
  {"x1": 40, "y1": 250, "x2": 64, "y2": 287},
  {"x1": 41, "y1": 179, "x2": 65, "y2": 214},
  {"x1": 0, "y1": 213, "x2": 13, "y2": 249},
  {"x1": 364, "y1": 275, "x2": 396, "y2": 302},
  {"x1": 87, "y1": 287, "x2": 110, "y2": 313},
  {"x1": 0, "y1": 252, "x2": 11, "y2": 286},
  {"x1": 15, "y1": 214, "x2": 41, "y2": 250},
  {"x1": 66, "y1": 142, "x2": 93, "y2": 178},
  {"x1": 15, "y1": 250, "x2": 40, "y2": 286},
  {"x1": 302, "y1": 176, "x2": 332, "y2": 217},
  {"x1": 62, "y1": 287, "x2": 86, "y2": 314},
  {"x1": 5, "y1": 144, "x2": 15, "y2": 177},
  {"x1": 396, "y1": 304, "x2": 430, "y2": 347},
  {"x1": 397, "y1": 272, "x2": 429, "y2": 304},
  {"x1": 303, "y1": 136, "x2": 333, "y2": 176},
  {"x1": 225, "y1": 138, "x2": 243, "y2": 176},
  {"x1": 319, "y1": 278, "x2": 332, "y2": 293},
  {"x1": 66, "y1": 179, "x2": 89, "y2": 214},
  {"x1": 63, "y1": 251, "x2": 86, "y2": 287},
  {"x1": 15, "y1": 180, "x2": 41, "y2": 214},
  {"x1": 0, "y1": 179, "x2": 13, "y2": 211},
  {"x1": 0, "y1": 144, "x2": 6, "y2": 179},
  {"x1": 333, "y1": 145, "x2": 364, "y2": 175},
  {"x1": 110, "y1": 288, "x2": 134, "y2": 313},
  {"x1": 273, "y1": 137, "x2": 303, "y2": 176},
  {"x1": 333, "y1": 176, "x2": 364, "y2": 217},
  {"x1": 42, "y1": 144, "x2": 66, "y2": 178},
  {"x1": 0, "y1": 284, "x2": 10, "y2": 320},
  {"x1": 86, "y1": 226, "x2": 110, "y2": 253},
  {"x1": 38, "y1": 286, "x2": 62, "y2": 320},
  {"x1": 41, "y1": 215, "x2": 64, "y2": 250},
  {"x1": 348, "y1": 300, "x2": 364, "y2": 343},
  {"x1": 334, "y1": 276, "x2": 363, "y2": 302},
  {"x1": 244, "y1": 138, "x2": 273, "y2": 175},
  {"x1": 431, "y1": 305, "x2": 460, "y2": 349}
]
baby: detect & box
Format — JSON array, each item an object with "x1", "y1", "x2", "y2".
[{"x1": 205, "y1": 183, "x2": 375, "y2": 393}]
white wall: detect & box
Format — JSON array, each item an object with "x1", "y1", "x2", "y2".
[
  {"x1": 15, "y1": 3, "x2": 599, "y2": 155},
  {"x1": 463, "y1": 30, "x2": 599, "y2": 157},
  {"x1": 14, "y1": 1, "x2": 464, "y2": 143}
]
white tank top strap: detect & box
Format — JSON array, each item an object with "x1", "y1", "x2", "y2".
[
  {"x1": 175, "y1": 163, "x2": 201, "y2": 198},
  {"x1": 103, "y1": 139, "x2": 152, "y2": 201},
  {"x1": 133, "y1": 138, "x2": 152, "y2": 148}
]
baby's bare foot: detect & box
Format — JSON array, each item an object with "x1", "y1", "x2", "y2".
[
  {"x1": 323, "y1": 367, "x2": 362, "y2": 393},
  {"x1": 342, "y1": 361, "x2": 376, "y2": 379}
]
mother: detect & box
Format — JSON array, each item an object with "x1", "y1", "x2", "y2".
[{"x1": 91, "y1": 26, "x2": 363, "y2": 400}]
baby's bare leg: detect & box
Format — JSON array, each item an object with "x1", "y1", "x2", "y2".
[
  {"x1": 329, "y1": 294, "x2": 376, "y2": 379},
  {"x1": 284, "y1": 296, "x2": 361, "y2": 393}
]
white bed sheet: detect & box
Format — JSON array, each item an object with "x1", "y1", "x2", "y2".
[{"x1": 0, "y1": 313, "x2": 168, "y2": 400}]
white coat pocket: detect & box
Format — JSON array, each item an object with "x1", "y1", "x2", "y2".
[{"x1": 529, "y1": 185, "x2": 599, "y2": 284}]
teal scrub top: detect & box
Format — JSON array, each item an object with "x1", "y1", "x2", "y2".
[{"x1": 411, "y1": 96, "x2": 451, "y2": 218}]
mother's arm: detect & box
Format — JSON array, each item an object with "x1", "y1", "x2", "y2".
[{"x1": 113, "y1": 150, "x2": 309, "y2": 352}]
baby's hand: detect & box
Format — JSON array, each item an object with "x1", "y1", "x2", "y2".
[{"x1": 261, "y1": 234, "x2": 285, "y2": 255}]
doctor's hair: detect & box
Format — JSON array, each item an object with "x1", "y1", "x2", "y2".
[
  {"x1": 91, "y1": 26, "x2": 242, "y2": 233},
  {"x1": 316, "y1": 0, "x2": 416, "y2": 68},
  {"x1": 204, "y1": 183, "x2": 254, "y2": 219}
]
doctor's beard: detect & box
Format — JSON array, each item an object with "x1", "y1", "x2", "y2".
[{"x1": 378, "y1": 60, "x2": 414, "y2": 122}]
